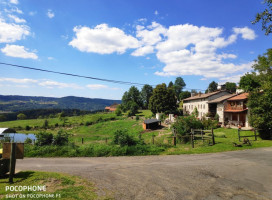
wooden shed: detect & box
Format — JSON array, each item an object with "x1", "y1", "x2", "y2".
[{"x1": 143, "y1": 119, "x2": 161, "y2": 130}]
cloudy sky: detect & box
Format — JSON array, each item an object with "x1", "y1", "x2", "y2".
[{"x1": 0, "y1": 0, "x2": 271, "y2": 99}]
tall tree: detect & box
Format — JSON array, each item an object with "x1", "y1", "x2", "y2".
[
  {"x1": 225, "y1": 82, "x2": 237, "y2": 93},
  {"x1": 179, "y1": 91, "x2": 191, "y2": 100},
  {"x1": 239, "y1": 73, "x2": 261, "y2": 92},
  {"x1": 141, "y1": 84, "x2": 153, "y2": 109},
  {"x1": 243, "y1": 49, "x2": 272, "y2": 139},
  {"x1": 168, "y1": 81, "x2": 174, "y2": 88},
  {"x1": 252, "y1": 0, "x2": 272, "y2": 35},
  {"x1": 149, "y1": 83, "x2": 178, "y2": 114},
  {"x1": 206, "y1": 81, "x2": 218, "y2": 93},
  {"x1": 174, "y1": 77, "x2": 186, "y2": 100},
  {"x1": 121, "y1": 86, "x2": 142, "y2": 112}
]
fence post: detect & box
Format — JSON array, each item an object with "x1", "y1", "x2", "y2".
[
  {"x1": 152, "y1": 135, "x2": 155, "y2": 145},
  {"x1": 173, "y1": 136, "x2": 176, "y2": 146},
  {"x1": 81, "y1": 138, "x2": 84, "y2": 144},
  {"x1": 254, "y1": 129, "x2": 257, "y2": 141},
  {"x1": 9, "y1": 143, "x2": 16, "y2": 183},
  {"x1": 212, "y1": 128, "x2": 215, "y2": 145},
  {"x1": 139, "y1": 133, "x2": 142, "y2": 140},
  {"x1": 201, "y1": 129, "x2": 204, "y2": 143},
  {"x1": 238, "y1": 128, "x2": 241, "y2": 142},
  {"x1": 191, "y1": 133, "x2": 194, "y2": 148},
  {"x1": 105, "y1": 138, "x2": 108, "y2": 144}
]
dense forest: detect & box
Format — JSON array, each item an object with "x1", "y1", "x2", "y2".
[{"x1": 0, "y1": 95, "x2": 121, "y2": 112}]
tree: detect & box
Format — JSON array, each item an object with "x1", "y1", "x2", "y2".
[
  {"x1": 0, "y1": 115, "x2": 6, "y2": 122},
  {"x1": 121, "y1": 86, "x2": 143, "y2": 112},
  {"x1": 252, "y1": 0, "x2": 272, "y2": 35},
  {"x1": 206, "y1": 81, "x2": 218, "y2": 93},
  {"x1": 225, "y1": 82, "x2": 237, "y2": 93},
  {"x1": 168, "y1": 81, "x2": 174, "y2": 88},
  {"x1": 149, "y1": 83, "x2": 178, "y2": 114},
  {"x1": 174, "y1": 77, "x2": 186, "y2": 100},
  {"x1": 243, "y1": 49, "x2": 272, "y2": 139},
  {"x1": 17, "y1": 113, "x2": 27, "y2": 120},
  {"x1": 239, "y1": 73, "x2": 261, "y2": 92},
  {"x1": 179, "y1": 91, "x2": 191, "y2": 100},
  {"x1": 141, "y1": 84, "x2": 153, "y2": 109}
]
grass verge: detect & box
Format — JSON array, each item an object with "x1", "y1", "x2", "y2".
[{"x1": 0, "y1": 171, "x2": 111, "y2": 200}]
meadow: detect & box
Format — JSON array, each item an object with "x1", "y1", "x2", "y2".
[{"x1": 0, "y1": 110, "x2": 271, "y2": 157}]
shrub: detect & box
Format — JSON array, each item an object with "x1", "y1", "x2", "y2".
[
  {"x1": 43, "y1": 119, "x2": 49, "y2": 129},
  {"x1": 36, "y1": 132, "x2": 53, "y2": 146},
  {"x1": 202, "y1": 118, "x2": 218, "y2": 129},
  {"x1": 214, "y1": 113, "x2": 219, "y2": 122},
  {"x1": 53, "y1": 130, "x2": 69, "y2": 146},
  {"x1": 115, "y1": 107, "x2": 122, "y2": 116},
  {"x1": 136, "y1": 115, "x2": 139, "y2": 120},
  {"x1": 172, "y1": 115, "x2": 203, "y2": 142},
  {"x1": 112, "y1": 130, "x2": 138, "y2": 147},
  {"x1": 24, "y1": 137, "x2": 32, "y2": 144},
  {"x1": 25, "y1": 125, "x2": 31, "y2": 131}
]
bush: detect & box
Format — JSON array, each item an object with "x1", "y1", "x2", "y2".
[
  {"x1": 112, "y1": 130, "x2": 138, "y2": 147},
  {"x1": 172, "y1": 115, "x2": 203, "y2": 142},
  {"x1": 53, "y1": 130, "x2": 69, "y2": 146},
  {"x1": 202, "y1": 118, "x2": 218, "y2": 129},
  {"x1": 36, "y1": 132, "x2": 53, "y2": 146},
  {"x1": 24, "y1": 137, "x2": 32, "y2": 144},
  {"x1": 25, "y1": 125, "x2": 31, "y2": 131},
  {"x1": 43, "y1": 119, "x2": 49, "y2": 129},
  {"x1": 115, "y1": 107, "x2": 122, "y2": 116},
  {"x1": 136, "y1": 115, "x2": 139, "y2": 120}
]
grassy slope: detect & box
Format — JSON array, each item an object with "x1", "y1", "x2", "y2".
[
  {"x1": 0, "y1": 110, "x2": 271, "y2": 156},
  {"x1": 0, "y1": 171, "x2": 111, "y2": 200}
]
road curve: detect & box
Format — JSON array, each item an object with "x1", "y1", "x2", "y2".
[{"x1": 17, "y1": 147, "x2": 272, "y2": 200}]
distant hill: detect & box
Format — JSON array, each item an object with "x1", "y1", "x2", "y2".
[{"x1": 0, "y1": 95, "x2": 121, "y2": 112}]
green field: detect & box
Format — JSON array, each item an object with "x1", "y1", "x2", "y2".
[
  {"x1": 0, "y1": 171, "x2": 110, "y2": 199},
  {"x1": 0, "y1": 110, "x2": 271, "y2": 157}
]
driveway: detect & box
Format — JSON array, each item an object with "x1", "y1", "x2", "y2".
[{"x1": 17, "y1": 147, "x2": 272, "y2": 200}]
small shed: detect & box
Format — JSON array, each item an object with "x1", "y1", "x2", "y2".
[{"x1": 143, "y1": 119, "x2": 161, "y2": 130}]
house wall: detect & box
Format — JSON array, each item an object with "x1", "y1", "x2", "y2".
[
  {"x1": 216, "y1": 102, "x2": 224, "y2": 123},
  {"x1": 183, "y1": 91, "x2": 230, "y2": 118}
]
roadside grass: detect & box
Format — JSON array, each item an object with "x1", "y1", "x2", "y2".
[
  {"x1": 0, "y1": 171, "x2": 110, "y2": 200},
  {"x1": 163, "y1": 128, "x2": 272, "y2": 155}
]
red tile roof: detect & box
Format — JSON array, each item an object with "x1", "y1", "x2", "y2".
[{"x1": 227, "y1": 93, "x2": 249, "y2": 101}]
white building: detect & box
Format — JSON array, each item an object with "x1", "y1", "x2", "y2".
[{"x1": 183, "y1": 91, "x2": 231, "y2": 118}]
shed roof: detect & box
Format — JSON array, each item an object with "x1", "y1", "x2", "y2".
[
  {"x1": 144, "y1": 119, "x2": 161, "y2": 124},
  {"x1": 208, "y1": 94, "x2": 238, "y2": 104},
  {"x1": 183, "y1": 91, "x2": 227, "y2": 102}
]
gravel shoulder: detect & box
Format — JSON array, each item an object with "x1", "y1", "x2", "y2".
[{"x1": 17, "y1": 147, "x2": 272, "y2": 200}]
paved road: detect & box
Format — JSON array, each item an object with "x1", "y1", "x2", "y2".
[{"x1": 17, "y1": 148, "x2": 272, "y2": 200}]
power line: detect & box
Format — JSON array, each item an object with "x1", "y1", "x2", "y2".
[
  {"x1": 0, "y1": 62, "x2": 205, "y2": 91},
  {"x1": 0, "y1": 62, "x2": 152, "y2": 87}
]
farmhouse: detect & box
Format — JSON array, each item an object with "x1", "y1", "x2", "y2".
[
  {"x1": 105, "y1": 103, "x2": 119, "y2": 112},
  {"x1": 183, "y1": 90, "x2": 231, "y2": 118},
  {"x1": 183, "y1": 91, "x2": 251, "y2": 128}
]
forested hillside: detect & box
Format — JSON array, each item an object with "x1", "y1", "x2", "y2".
[{"x1": 0, "y1": 95, "x2": 121, "y2": 112}]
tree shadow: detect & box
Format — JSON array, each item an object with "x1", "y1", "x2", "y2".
[{"x1": 0, "y1": 171, "x2": 35, "y2": 184}]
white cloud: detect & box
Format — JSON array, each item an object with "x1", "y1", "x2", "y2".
[
  {"x1": 47, "y1": 9, "x2": 55, "y2": 18},
  {"x1": 0, "y1": 77, "x2": 38, "y2": 84},
  {"x1": 69, "y1": 24, "x2": 140, "y2": 54},
  {"x1": 86, "y1": 84, "x2": 108, "y2": 90},
  {"x1": 154, "y1": 10, "x2": 159, "y2": 15},
  {"x1": 131, "y1": 45, "x2": 154, "y2": 56},
  {"x1": 0, "y1": 18, "x2": 30, "y2": 43},
  {"x1": 1, "y1": 44, "x2": 38, "y2": 59},
  {"x1": 8, "y1": 14, "x2": 26, "y2": 23},
  {"x1": 47, "y1": 57, "x2": 54, "y2": 60},
  {"x1": 152, "y1": 23, "x2": 256, "y2": 79},
  {"x1": 39, "y1": 80, "x2": 82, "y2": 89},
  {"x1": 233, "y1": 27, "x2": 257, "y2": 40},
  {"x1": 4, "y1": 7, "x2": 23, "y2": 14},
  {"x1": 10, "y1": 0, "x2": 18, "y2": 5}
]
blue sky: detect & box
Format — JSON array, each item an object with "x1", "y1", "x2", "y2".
[{"x1": 0, "y1": 0, "x2": 271, "y2": 100}]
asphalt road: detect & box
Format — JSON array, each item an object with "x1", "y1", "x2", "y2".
[{"x1": 17, "y1": 148, "x2": 272, "y2": 200}]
